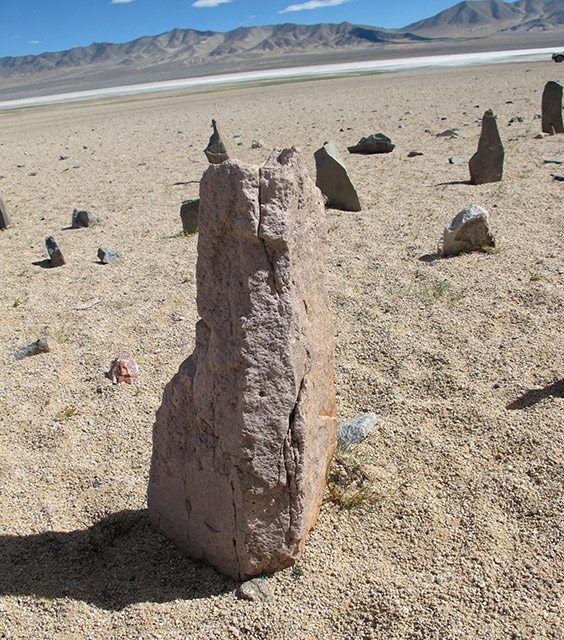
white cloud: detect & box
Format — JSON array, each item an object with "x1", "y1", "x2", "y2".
[
  {"x1": 279, "y1": 0, "x2": 351, "y2": 13},
  {"x1": 29, "y1": 40, "x2": 41, "y2": 44},
  {"x1": 192, "y1": 0, "x2": 232, "y2": 7},
  {"x1": 10, "y1": 35, "x2": 22, "y2": 40},
  {"x1": 111, "y1": 0, "x2": 135, "y2": 3}
]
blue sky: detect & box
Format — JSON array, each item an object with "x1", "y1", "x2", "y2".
[{"x1": 1, "y1": 0, "x2": 511, "y2": 58}]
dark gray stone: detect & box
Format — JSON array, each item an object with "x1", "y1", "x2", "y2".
[
  {"x1": 180, "y1": 198, "x2": 199, "y2": 234},
  {"x1": 443, "y1": 204, "x2": 495, "y2": 256},
  {"x1": 469, "y1": 109, "x2": 504, "y2": 185},
  {"x1": 435, "y1": 129, "x2": 459, "y2": 138},
  {"x1": 348, "y1": 133, "x2": 394, "y2": 154},
  {"x1": 0, "y1": 195, "x2": 11, "y2": 230},
  {"x1": 204, "y1": 119, "x2": 230, "y2": 164},
  {"x1": 97, "y1": 247, "x2": 121, "y2": 264},
  {"x1": 314, "y1": 140, "x2": 361, "y2": 212},
  {"x1": 71, "y1": 208, "x2": 102, "y2": 228},
  {"x1": 449, "y1": 156, "x2": 465, "y2": 165},
  {"x1": 551, "y1": 173, "x2": 564, "y2": 181},
  {"x1": 14, "y1": 337, "x2": 50, "y2": 360},
  {"x1": 542, "y1": 81, "x2": 564, "y2": 134},
  {"x1": 544, "y1": 157, "x2": 564, "y2": 164},
  {"x1": 407, "y1": 150, "x2": 423, "y2": 157},
  {"x1": 45, "y1": 236, "x2": 65, "y2": 267},
  {"x1": 337, "y1": 412, "x2": 377, "y2": 446}
]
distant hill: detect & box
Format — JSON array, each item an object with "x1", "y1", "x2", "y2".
[
  {"x1": 0, "y1": 22, "x2": 427, "y2": 80},
  {"x1": 404, "y1": 0, "x2": 564, "y2": 37}
]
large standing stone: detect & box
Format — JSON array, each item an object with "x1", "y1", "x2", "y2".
[
  {"x1": 541, "y1": 81, "x2": 564, "y2": 134},
  {"x1": 443, "y1": 204, "x2": 495, "y2": 256},
  {"x1": 148, "y1": 148, "x2": 337, "y2": 581},
  {"x1": 204, "y1": 119, "x2": 231, "y2": 164},
  {"x1": 314, "y1": 140, "x2": 361, "y2": 211},
  {"x1": 468, "y1": 110, "x2": 504, "y2": 185},
  {"x1": 0, "y1": 195, "x2": 11, "y2": 229}
]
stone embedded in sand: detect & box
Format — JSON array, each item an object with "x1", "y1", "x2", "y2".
[
  {"x1": 45, "y1": 236, "x2": 65, "y2": 267},
  {"x1": 97, "y1": 247, "x2": 121, "y2": 264},
  {"x1": 468, "y1": 110, "x2": 504, "y2": 185},
  {"x1": 180, "y1": 198, "x2": 199, "y2": 234},
  {"x1": 14, "y1": 337, "x2": 50, "y2": 361},
  {"x1": 71, "y1": 208, "x2": 102, "y2": 228},
  {"x1": 0, "y1": 195, "x2": 11, "y2": 230},
  {"x1": 541, "y1": 81, "x2": 564, "y2": 134},
  {"x1": 107, "y1": 353, "x2": 138, "y2": 384},
  {"x1": 204, "y1": 119, "x2": 231, "y2": 164},
  {"x1": 148, "y1": 148, "x2": 337, "y2": 581},
  {"x1": 348, "y1": 133, "x2": 394, "y2": 154},
  {"x1": 337, "y1": 412, "x2": 378, "y2": 447},
  {"x1": 443, "y1": 204, "x2": 495, "y2": 256},
  {"x1": 314, "y1": 140, "x2": 361, "y2": 212}
]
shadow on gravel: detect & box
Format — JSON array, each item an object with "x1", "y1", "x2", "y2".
[
  {"x1": 0, "y1": 509, "x2": 235, "y2": 610},
  {"x1": 507, "y1": 378, "x2": 564, "y2": 410},
  {"x1": 419, "y1": 252, "x2": 442, "y2": 263},
  {"x1": 432, "y1": 180, "x2": 472, "y2": 186}
]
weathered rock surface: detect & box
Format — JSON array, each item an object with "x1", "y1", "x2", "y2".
[
  {"x1": 443, "y1": 204, "x2": 495, "y2": 256},
  {"x1": 348, "y1": 133, "x2": 394, "y2": 154},
  {"x1": 236, "y1": 579, "x2": 274, "y2": 602},
  {"x1": 107, "y1": 353, "x2": 138, "y2": 384},
  {"x1": 337, "y1": 412, "x2": 378, "y2": 447},
  {"x1": 0, "y1": 195, "x2": 11, "y2": 229},
  {"x1": 71, "y1": 208, "x2": 102, "y2": 228},
  {"x1": 541, "y1": 81, "x2": 564, "y2": 134},
  {"x1": 45, "y1": 236, "x2": 65, "y2": 267},
  {"x1": 180, "y1": 198, "x2": 199, "y2": 234},
  {"x1": 148, "y1": 148, "x2": 337, "y2": 581},
  {"x1": 314, "y1": 140, "x2": 361, "y2": 212},
  {"x1": 97, "y1": 247, "x2": 121, "y2": 264},
  {"x1": 468, "y1": 110, "x2": 504, "y2": 185},
  {"x1": 204, "y1": 119, "x2": 231, "y2": 164},
  {"x1": 14, "y1": 337, "x2": 50, "y2": 361}
]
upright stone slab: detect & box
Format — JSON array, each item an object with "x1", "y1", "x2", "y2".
[
  {"x1": 148, "y1": 148, "x2": 337, "y2": 581},
  {"x1": 180, "y1": 198, "x2": 199, "y2": 234},
  {"x1": 469, "y1": 109, "x2": 504, "y2": 185},
  {"x1": 542, "y1": 81, "x2": 564, "y2": 134},
  {"x1": 314, "y1": 140, "x2": 361, "y2": 211},
  {"x1": 0, "y1": 195, "x2": 11, "y2": 230},
  {"x1": 204, "y1": 119, "x2": 231, "y2": 164},
  {"x1": 443, "y1": 204, "x2": 495, "y2": 256}
]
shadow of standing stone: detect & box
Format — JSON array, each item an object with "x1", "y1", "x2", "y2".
[
  {"x1": 542, "y1": 81, "x2": 564, "y2": 134},
  {"x1": 0, "y1": 195, "x2": 11, "y2": 230},
  {"x1": 314, "y1": 141, "x2": 361, "y2": 211},
  {"x1": 469, "y1": 109, "x2": 504, "y2": 185},
  {"x1": 180, "y1": 199, "x2": 199, "y2": 234}
]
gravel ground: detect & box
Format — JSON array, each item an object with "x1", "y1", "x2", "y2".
[{"x1": 0, "y1": 61, "x2": 563, "y2": 639}]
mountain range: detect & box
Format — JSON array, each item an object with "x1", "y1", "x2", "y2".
[{"x1": 2, "y1": 0, "x2": 564, "y2": 99}]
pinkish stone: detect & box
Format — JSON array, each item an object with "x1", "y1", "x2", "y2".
[
  {"x1": 148, "y1": 148, "x2": 337, "y2": 580},
  {"x1": 107, "y1": 353, "x2": 138, "y2": 384}
]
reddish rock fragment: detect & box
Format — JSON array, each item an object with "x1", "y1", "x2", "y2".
[{"x1": 107, "y1": 352, "x2": 138, "y2": 384}]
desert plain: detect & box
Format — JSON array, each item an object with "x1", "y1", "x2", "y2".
[{"x1": 0, "y1": 60, "x2": 563, "y2": 639}]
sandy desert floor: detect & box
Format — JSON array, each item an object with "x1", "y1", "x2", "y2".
[{"x1": 0, "y1": 61, "x2": 563, "y2": 639}]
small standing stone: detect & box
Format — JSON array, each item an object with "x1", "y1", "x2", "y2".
[
  {"x1": 71, "y1": 209, "x2": 102, "y2": 228},
  {"x1": 0, "y1": 195, "x2": 11, "y2": 229},
  {"x1": 180, "y1": 199, "x2": 199, "y2": 234},
  {"x1": 97, "y1": 247, "x2": 121, "y2": 264},
  {"x1": 45, "y1": 236, "x2": 65, "y2": 267},
  {"x1": 443, "y1": 204, "x2": 495, "y2": 256},
  {"x1": 204, "y1": 119, "x2": 231, "y2": 164},
  {"x1": 107, "y1": 353, "x2": 139, "y2": 384},
  {"x1": 337, "y1": 412, "x2": 378, "y2": 446},
  {"x1": 541, "y1": 81, "x2": 564, "y2": 134},
  {"x1": 468, "y1": 110, "x2": 504, "y2": 185},
  {"x1": 407, "y1": 150, "x2": 423, "y2": 157},
  {"x1": 314, "y1": 140, "x2": 361, "y2": 212},
  {"x1": 14, "y1": 337, "x2": 50, "y2": 360},
  {"x1": 348, "y1": 133, "x2": 394, "y2": 154}
]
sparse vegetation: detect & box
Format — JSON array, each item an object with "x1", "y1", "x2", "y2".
[
  {"x1": 56, "y1": 405, "x2": 77, "y2": 421},
  {"x1": 326, "y1": 444, "x2": 381, "y2": 510},
  {"x1": 418, "y1": 279, "x2": 465, "y2": 305}
]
